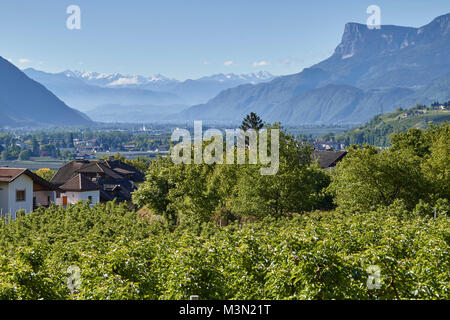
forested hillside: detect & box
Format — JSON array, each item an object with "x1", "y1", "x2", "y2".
[{"x1": 338, "y1": 102, "x2": 450, "y2": 146}]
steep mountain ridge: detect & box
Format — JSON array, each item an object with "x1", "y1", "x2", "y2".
[
  {"x1": 315, "y1": 13, "x2": 450, "y2": 88},
  {"x1": 178, "y1": 13, "x2": 450, "y2": 124},
  {"x1": 0, "y1": 57, "x2": 93, "y2": 127}
]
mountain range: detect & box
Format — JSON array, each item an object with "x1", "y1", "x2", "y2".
[
  {"x1": 0, "y1": 57, "x2": 92, "y2": 127},
  {"x1": 23, "y1": 68, "x2": 275, "y2": 117},
  {"x1": 22, "y1": 68, "x2": 184, "y2": 112},
  {"x1": 2, "y1": 13, "x2": 449, "y2": 127},
  {"x1": 178, "y1": 13, "x2": 450, "y2": 124}
]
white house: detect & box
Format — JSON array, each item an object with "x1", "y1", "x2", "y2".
[
  {"x1": 0, "y1": 168, "x2": 59, "y2": 217},
  {"x1": 55, "y1": 173, "x2": 100, "y2": 206}
]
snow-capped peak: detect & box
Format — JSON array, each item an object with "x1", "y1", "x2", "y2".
[{"x1": 60, "y1": 69, "x2": 275, "y2": 88}]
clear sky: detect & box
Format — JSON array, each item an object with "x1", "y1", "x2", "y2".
[{"x1": 0, "y1": 0, "x2": 449, "y2": 80}]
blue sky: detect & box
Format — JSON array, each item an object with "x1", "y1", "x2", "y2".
[{"x1": 0, "y1": 0, "x2": 449, "y2": 80}]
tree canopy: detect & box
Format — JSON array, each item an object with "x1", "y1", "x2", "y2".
[
  {"x1": 329, "y1": 123, "x2": 449, "y2": 211},
  {"x1": 241, "y1": 112, "x2": 264, "y2": 132}
]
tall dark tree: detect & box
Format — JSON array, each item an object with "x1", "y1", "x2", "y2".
[
  {"x1": 68, "y1": 133, "x2": 75, "y2": 148},
  {"x1": 31, "y1": 137, "x2": 40, "y2": 157},
  {"x1": 240, "y1": 112, "x2": 264, "y2": 132}
]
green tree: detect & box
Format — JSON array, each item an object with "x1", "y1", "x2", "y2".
[
  {"x1": 8, "y1": 145, "x2": 21, "y2": 159},
  {"x1": 229, "y1": 128, "x2": 330, "y2": 217},
  {"x1": 329, "y1": 145, "x2": 428, "y2": 211},
  {"x1": 322, "y1": 132, "x2": 336, "y2": 142},
  {"x1": 241, "y1": 112, "x2": 264, "y2": 132},
  {"x1": 1, "y1": 149, "x2": 11, "y2": 160},
  {"x1": 391, "y1": 128, "x2": 429, "y2": 157},
  {"x1": 110, "y1": 153, "x2": 150, "y2": 174},
  {"x1": 35, "y1": 168, "x2": 56, "y2": 181},
  {"x1": 132, "y1": 156, "x2": 176, "y2": 221},
  {"x1": 39, "y1": 144, "x2": 59, "y2": 158},
  {"x1": 134, "y1": 124, "x2": 332, "y2": 224},
  {"x1": 31, "y1": 137, "x2": 40, "y2": 157},
  {"x1": 61, "y1": 150, "x2": 76, "y2": 160},
  {"x1": 421, "y1": 124, "x2": 449, "y2": 200},
  {"x1": 18, "y1": 150, "x2": 31, "y2": 161}
]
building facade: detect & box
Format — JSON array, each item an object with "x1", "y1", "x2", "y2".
[{"x1": 0, "y1": 168, "x2": 58, "y2": 217}]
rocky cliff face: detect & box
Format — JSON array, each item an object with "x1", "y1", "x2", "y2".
[
  {"x1": 333, "y1": 13, "x2": 450, "y2": 60},
  {"x1": 177, "y1": 13, "x2": 450, "y2": 125},
  {"x1": 334, "y1": 23, "x2": 416, "y2": 59},
  {"x1": 415, "y1": 13, "x2": 450, "y2": 43}
]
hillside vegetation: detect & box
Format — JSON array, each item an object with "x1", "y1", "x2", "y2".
[{"x1": 338, "y1": 102, "x2": 450, "y2": 146}]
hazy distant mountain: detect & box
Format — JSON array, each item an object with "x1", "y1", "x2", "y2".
[
  {"x1": 24, "y1": 68, "x2": 275, "y2": 119},
  {"x1": 154, "y1": 71, "x2": 275, "y2": 105},
  {"x1": 178, "y1": 13, "x2": 450, "y2": 124},
  {"x1": 78, "y1": 70, "x2": 275, "y2": 105},
  {"x1": 23, "y1": 68, "x2": 183, "y2": 112},
  {"x1": 77, "y1": 70, "x2": 274, "y2": 90},
  {"x1": 0, "y1": 57, "x2": 92, "y2": 127},
  {"x1": 397, "y1": 72, "x2": 450, "y2": 108},
  {"x1": 23, "y1": 68, "x2": 275, "y2": 122},
  {"x1": 186, "y1": 72, "x2": 276, "y2": 105},
  {"x1": 74, "y1": 71, "x2": 176, "y2": 88}
]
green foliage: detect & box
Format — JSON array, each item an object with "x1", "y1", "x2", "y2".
[
  {"x1": 329, "y1": 145, "x2": 427, "y2": 211},
  {"x1": 338, "y1": 103, "x2": 450, "y2": 147},
  {"x1": 35, "y1": 168, "x2": 56, "y2": 181},
  {"x1": 1, "y1": 145, "x2": 21, "y2": 160},
  {"x1": 60, "y1": 150, "x2": 76, "y2": 160},
  {"x1": 391, "y1": 128, "x2": 430, "y2": 157},
  {"x1": 39, "y1": 144, "x2": 59, "y2": 158},
  {"x1": 421, "y1": 125, "x2": 450, "y2": 201},
  {"x1": 1, "y1": 118, "x2": 448, "y2": 300},
  {"x1": 133, "y1": 125, "x2": 331, "y2": 225},
  {"x1": 0, "y1": 203, "x2": 448, "y2": 300},
  {"x1": 132, "y1": 156, "x2": 176, "y2": 221},
  {"x1": 31, "y1": 137, "x2": 40, "y2": 157},
  {"x1": 18, "y1": 150, "x2": 31, "y2": 161},
  {"x1": 241, "y1": 112, "x2": 264, "y2": 131},
  {"x1": 330, "y1": 124, "x2": 449, "y2": 211},
  {"x1": 228, "y1": 132, "x2": 329, "y2": 217}
]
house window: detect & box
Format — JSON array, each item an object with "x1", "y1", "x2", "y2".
[
  {"x1": 88, "y1": 196, "x2": 93, "y2": 202},
  {"x1": 16, "y1": 190, "x2": 26, "y2": 202},
  {"x1": 47, "y1": 196, "x2": 51, "y2": 204}
]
